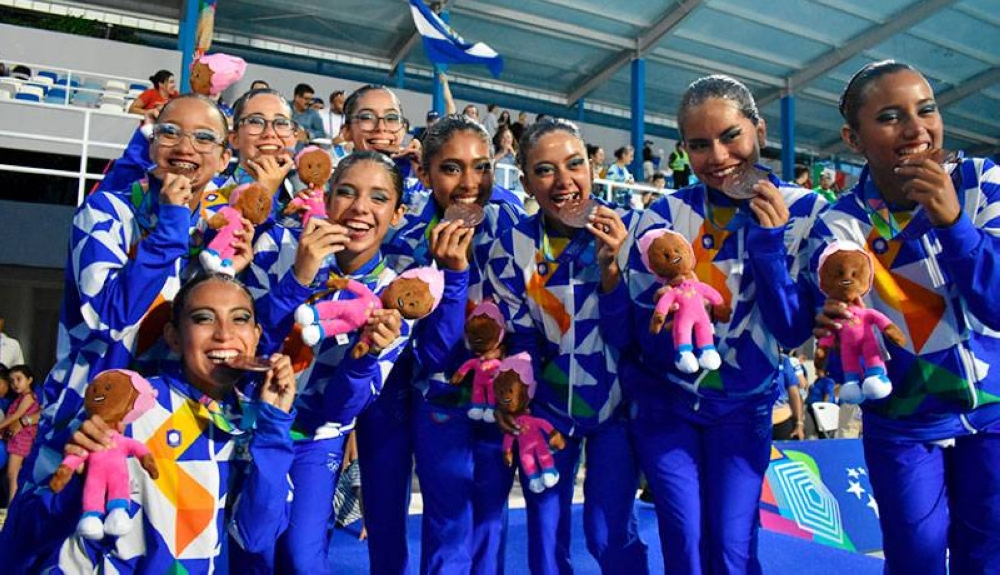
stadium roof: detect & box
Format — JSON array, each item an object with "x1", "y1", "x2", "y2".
[{"x1": 21, "y1": 0, "x2": 1000, "y2": 157}]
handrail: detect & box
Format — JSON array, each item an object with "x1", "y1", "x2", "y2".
[{"x1": 0, "y1": 99, "x2": 136, "y2": 205}]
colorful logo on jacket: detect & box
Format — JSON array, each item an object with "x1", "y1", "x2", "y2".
[
  {"x1": 691, "y1": 224, "x2": 732, "y2": 305},
  {"x1": 760, "y1": 441, "x2": 882, "y2": 553}
]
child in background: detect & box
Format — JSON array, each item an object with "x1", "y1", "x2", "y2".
[
  {"x1": 0, "y1": 365, "x2": 38, "y2": 504},
  {"x1": 0, "y1": 367, "x2": 11, "y2": 509}
]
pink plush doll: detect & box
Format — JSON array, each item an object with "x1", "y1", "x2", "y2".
[
  {"x1": 449, "y1": 300, "x2": 505, "y2": 422},
  {"x1": 189, "y1": 53, "x2": 247, "y2": 97},
  {"x1": 294, "y1": 267, "x2": 445, "y2": 358},
  {"x1": 283, "y1": 146, "x2": 333, "y2": 227},
  {"x1": 815, "y1": 240, "x2": 907, "y2": 404},
  {"x1": 495, "y1": 352, "x2": 566, "y2": 494},
  {"x1": 200, "y1": 183, "x2": 273, "y2": 275},
  {"x1": 49, "y1": 369, "x2": 159, "y2": 540},
  {"x1": 640, "y1": 229, "x2": 732, "y2": 374}
]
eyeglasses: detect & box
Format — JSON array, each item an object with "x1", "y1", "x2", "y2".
[
  {"x1": 152, "y1": 123, "x2": 224, "y2": 152},
  {"x1": 237, "y1": 116, "x2": 298, "y2": 138},
  {"x1": 352, "y1": 111, "x2": 404, "y2": 131}
]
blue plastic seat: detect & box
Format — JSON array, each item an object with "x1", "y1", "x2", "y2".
[
  {"x1": 15, "y1": 92, "x2": 42, "y2": 103},
  {"x1": 38, "y1": 70, "x2": 59, "y2": 82}
]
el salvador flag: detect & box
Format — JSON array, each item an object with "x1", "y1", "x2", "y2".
[{"x1": 408, "y1": 0, "x2": 504, "y2": 77}]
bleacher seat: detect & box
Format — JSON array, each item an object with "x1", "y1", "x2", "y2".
[
  {"x1": 127, "y1": 88, "x2": 144, "y2": 99},
  {"x1": 0, "y1": 84, "x2": 15, "y2": 99},
  {"x1": 14, "y1": 85, "x2": 45, "y2": 102},
  {"x1": 36, "y1": 70, "x2": 59, "y2": 83},
  {"x1": 30, "y1": 75, "x2": 55, "y2": 90},
  {"x1": 811, "y1": 402, "x2": 840, "y2": 439},
  {"x1": 55, "y1": 77, "x2": 81, "y2": 88},
  {"x1": 0, "y1": 77, "x2": 22, "y2": 91},
  {"x1": 103, "y1": 79, "x2": 128, "y2": 93},
  {"x1": 129, "y1": 82, "x2": 148, "y2": 92},
  {"x1": 44, "y1": 87, "x2": 71, "y2": 105}
]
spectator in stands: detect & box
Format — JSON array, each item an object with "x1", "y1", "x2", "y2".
[
  {"x1": 623, "y1": 75, "x2": 827, "y2": 574},
  {"x1": 667, "y1": 141, "x2": 691, "y2": 188},
  {"x1": 0, "y1": 318, "x2": 24, "y2": 368},
  {"x1": 128, "y1": 69, "x2": 175, "y2": 115},
  {"x1": 607, "y1": 145, "x2": 635, "y2": 183},
  {"x1": 643, "y1": 172, "x2": 667, "y2": 208},
  {"x1": 813, "y1": 168, "x2": 838, "y2": 203},
  {"x1": 482, "y1": 103, "x2": 499, "y2": 137},
  {"x1": 462, "y1": 103, "x2": 479, "y2": 121},
  {"x1": 510, "y1": 111, "x2": 528, "y2": 143},
  {"x1": 488, "y1": 118, "x2": 648, "y2": 575},
  {"x1": 494, "y1": 124, "x2": 517, "y2": 167},
  {"x1": 0, "y1": 62, "x2": 7, "y2": 77},
  {"x1": 291, "y1": 83, "x2": 327, "y2": 143},
  {"x1": 793, "y1": 164, "x2": 810, "y2": 188},
  {"x1": 497, "y1": 109, "x2": 512, "y2": 132},
  {"x1": 322, "y1": 89, "x2": 346, "y2": 145},
  {"x1": 807, "y1": 366, "x2": 837, "y2": 404},
  {"x1": 642, "y1": 140, "x2": 661, "y2": 180},
  {"x1": 811, "y1": 60, "x2": 1000, "y2": 574},
  {"x1": 250, "y1": 79, "x2": 270, "y2": 91},
  {"x1": 587, "y1": 143, "x2": 606, "y2": 180}
]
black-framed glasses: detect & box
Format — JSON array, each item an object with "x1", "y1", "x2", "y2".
[
  {"x1": 238, "y1": 116, "x2": 298, "y2": 138},
  {"x1": 152, "y1": 123, "x2": 224, "y2": 152},
  {"x1": 352, "y1": 111, "x2": 404, "y2": 131}
]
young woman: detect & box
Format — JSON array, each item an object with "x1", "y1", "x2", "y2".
[
  {"x1": 622, "y1": 75, "x2": 825, "y2": 574},
  {"x1": 245, "y1": 151, "x2": 413, "y2": 574},
  {"x1": 1, "y1": 273, "x2": 297, "y2": 573},
  {"x1": 384, "y1": 115, "x2": 524, "y2": 574},
  {"x1": 486, "y1": 119, "x2": 648, "y2": 575},
  {"x1": 127, "y1": 69, "x2": 176, "y2": 115},
  {"x1": 812, "y1": 60, "x2": 1000, "y2": 574},
  {"x1": 214, "y1": 88, "x2": 299, "y2": 219},
  {"x1": 21, "y1": 95, "x2": 244, "y2": 493}
]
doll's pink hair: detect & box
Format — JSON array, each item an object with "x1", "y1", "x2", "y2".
[
  {"x1": 500, "y1": 352, "x2": 536, "y2": 399},
  {"x1": 469, "y1": 299, "x2": 505, "y2": 341},
  {"x1": 228, "y1": 182, "x2": 252, "y2": 206},
  {"x1": 638, "y1": 228, "x2": 694, "y2": 283},
  {"x1": 295, "y1": 145, "x2": 330, "y2": 165},
  {"x1": 194, "y1": 53, "x2": 247, "y2": 96},
  {"x1": 92, "y1": 369, "x2": 159, "y2": 424},
  {"x1": 817, "y1": 240, "x2": 875, "y2": 297},
  {"x1": 398, "y1": 267, "x2": 445, "y2": 311}
]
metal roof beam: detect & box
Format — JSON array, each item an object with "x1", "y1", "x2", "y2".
[
  {"x1": 757, "y1": 0, "x2": 959, "y2": 107},
  {"x1": 455, "y1": 1, "x2": 631, "y2": 49},
  {"x1": 936, "y1": 67, "x2": 1000, "y2": 107},
  {"x1": 567, "y1": 0, "x2": 703, "y2": 103}
]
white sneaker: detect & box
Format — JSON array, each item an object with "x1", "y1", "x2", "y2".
[
  {"x1": 468, "y1": 407, "x2": 484, "y2": 420},
  {"x1": 301, "y1": 325, "x2": 322, "y2": 346},
  {"x1": 542, "y1": 470, "x2": 560, "y2": 488},
  {"x1": 104, "y1": 507, "x2": 132, "y2": 537},
  {"x1": 482, "y1": 409, "x2": 496, "y2": 423},
  {"x1": 78, "y1": 514, "x2": 105, "y2": 540},
  {"x1": 676, "y1": 351, "x2": 699, "y2": 374},
  {"x1": 294, "y1": 305, "x2": 316, "y2": 327},
  {"x1": 698, "y1": 349, "x2": 722, "y2": 371},
  {"x1": 529, "y1": 477, "x2": 546, "y2": 493},
  {"x1": 862, "y1": 376, "x2": 892, "y2": 400}
]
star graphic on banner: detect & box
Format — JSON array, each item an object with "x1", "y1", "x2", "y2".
[
  {"x1": 847, "y1": 467, "x2": 861, "y2": 479},
  {"x1": 847, "y1": 480, "x2": 866, "y2": 500},
  {"x1": 858, "y1": 468, "x2": 867, "y2": 476},
  {"x1": 866, "y1": 494, "x2": 880, "y2": 518}
]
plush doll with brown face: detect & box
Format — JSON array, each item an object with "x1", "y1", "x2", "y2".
[
  {"x1": 449, "y1": 300, "x2": 505, "y2": 422},
  {"x1": 815, "y1": 240, "x2": 906, "y2": 404},
  {"x1": 200, "y1": 182, "x2": 273, "y2": 275},
  {"x1": 294, "y1": 267, "x2": 445, "y2": 358},
  {"x1": 189, "y1": 53, "x2": 247, "y2": 98},
  {"x1": 640, "y1": 229, "x2": 732, "y2": 374},
  {"x1": 49, "y1": 369, "x2": 159, "y2": 540},
  {"x1": 494, "y1": 352, "x2": 565, "y2": 493},
  {"x1": 283, "y1": 146, "x2": 333, "y2": 227}
]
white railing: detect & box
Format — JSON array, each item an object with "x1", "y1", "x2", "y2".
[
  {"x1": 2, "y1": 60, "x2": 151, "y2": 108},
  {"x1": 0, "y1": 99, "x2": 134, "y2": 205}
]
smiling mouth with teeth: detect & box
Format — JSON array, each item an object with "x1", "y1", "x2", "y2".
[{"x1": 92, "y1": 395, "x2": 106, "y2": 403}]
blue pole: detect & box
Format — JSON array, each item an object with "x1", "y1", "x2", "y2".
[
  {"x1": 178, "y1": 0, "x2": 200, "y2": 94},
  {"x1": 577, "y1": 98, "x2": 585, "y2": 123},
  {"x1": 780, "y1": 89, "x2": 796, "y2": 182},
  {"x1": 430, "y1": 8, "x2": 450, "y2": 115},
  {"x1": 396, "y1": 61, "x2": 406, "y2": 90},
  {"x1": 630, "y1": 57, "x2": 645, "y2": 181}
]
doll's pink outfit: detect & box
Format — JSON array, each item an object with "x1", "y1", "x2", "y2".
[
  {"x1": 61, "y1": 431, "x2": 153, "y2": 516},
  {"x1": 455, "y1": 357, "x2": 501, "y2": 421},
  {"x1": 502, "y1": 414, "x2": 560, "y2": 493},
  {"x1": 655, "y1": 279, "x2": 723, "y2": 350},
  {"x1": 286, "y1": 191, "x2": 327, "y2": 227}
]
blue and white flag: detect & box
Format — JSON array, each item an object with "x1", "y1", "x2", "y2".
[{"x1": 408, "y1": 0, "x2": 504, "y2": 77}]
